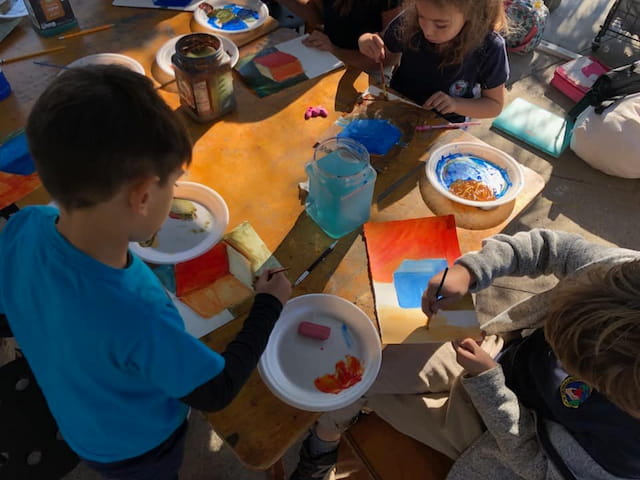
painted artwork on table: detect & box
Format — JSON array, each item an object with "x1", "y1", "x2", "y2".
[
  {"x1": 363, "y1": 215, "x2": 481, "y2": 344},
  {"x1": 151, "y1": 221, "x2": 282, "y2": 338},
  {"x1": 236, "y1": 35, "x2": 343, "y2": 98}
]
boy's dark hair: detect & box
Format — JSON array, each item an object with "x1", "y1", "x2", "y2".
[{"x1": 26, "y1": 65, "x2": 192, "y2": 210}]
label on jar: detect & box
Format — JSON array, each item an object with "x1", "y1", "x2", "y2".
[
  {"x1": 40, "y1": 0, "x2": 65, "y2": 21},
  {"x1": 193, "y1": 80, "x2": 212, "y2": 116}
]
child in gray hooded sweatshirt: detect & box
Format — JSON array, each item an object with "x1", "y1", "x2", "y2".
[{"x1": 292, "y1": 229, "x2": 640, "y2": 480}]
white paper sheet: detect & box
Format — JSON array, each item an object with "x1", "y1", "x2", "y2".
[{"x1": 274, "y1": 34, "x2": 343, "y2": 79}]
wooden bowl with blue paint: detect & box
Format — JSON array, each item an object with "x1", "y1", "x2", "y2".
[{"x1": 426, "y1": 142, "x2": 524, "y2": 210}]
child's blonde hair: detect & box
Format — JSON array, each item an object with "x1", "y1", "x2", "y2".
[
  {"x1": 545, "y1": 260, "x2": 640, "y2": 418},
  {"x1": 398, "y1": 0, "x2": 507, "y2": 67}
]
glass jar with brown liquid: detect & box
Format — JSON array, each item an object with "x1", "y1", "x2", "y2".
[{"x1": 171, "y1": 33, "x2": 235, "y2": 123}]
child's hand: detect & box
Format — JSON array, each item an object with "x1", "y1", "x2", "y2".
[
  {"x1": 254, "y1": 269, "x2": 291, "y2": 307},
  {"x1": 453, "y1": 338, "x2": 497, "y2": 376},
  {"x1": 423, "y1": 91, "x2": 459, "y2": 115},
  {"x1": 421, "y1": 264, "x2": 473, "y2": 317},
  {"x1": 358, "y1": 33, "x2": 385, "y2": 63},
  {"x1": 303, "y1": 30, "x2": 333, "y2": 52}
]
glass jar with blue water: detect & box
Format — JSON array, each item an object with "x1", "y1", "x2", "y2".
[{"x1": 305, "y1": 137, "x2": 377, "y2": 238}]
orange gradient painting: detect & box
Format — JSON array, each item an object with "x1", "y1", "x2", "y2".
[{"x1": 363, "y1": 216, "x2": 481, "y2": 344}]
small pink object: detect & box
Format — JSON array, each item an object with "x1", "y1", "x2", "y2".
[
  {"x1": 304, "y1": 106, "x2": 329, "y2": 120},
  {"x1": 298, "y1": 321, "x2": 331, "y2": 340}
]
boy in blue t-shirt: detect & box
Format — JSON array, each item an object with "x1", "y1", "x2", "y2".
[{"x1": 0, "y1": 65, "x2": 291, "y2": 480}]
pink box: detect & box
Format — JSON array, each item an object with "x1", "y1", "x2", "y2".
[{"x1": 551, "y1": 56, "x2": 610, "y2": 102}]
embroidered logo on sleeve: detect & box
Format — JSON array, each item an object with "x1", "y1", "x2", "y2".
[{"x1": 560, "y1": 376, "x2": 592, "y2": 408}]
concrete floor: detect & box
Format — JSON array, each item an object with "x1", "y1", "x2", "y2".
[{"x1": 3, "y1": 0, "x2": 640, "y2": 478}]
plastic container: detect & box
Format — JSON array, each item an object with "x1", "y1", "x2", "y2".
[
  {"x1": 551, "y1": 56, "x2": 610, "y2": 102},
  {"x1": 24, "y1": 0, "x2": 77, "y2": 37},
  {"x1": 172, "y1": 33, "x2": 235, "y2": 122},
  {"x1": 305, "y1": 137, "x2": 377, "y2": 238}
]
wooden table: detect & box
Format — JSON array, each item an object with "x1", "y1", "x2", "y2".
[{"x1": 0, "y1": 2, "x2": 545, "y2": 475}]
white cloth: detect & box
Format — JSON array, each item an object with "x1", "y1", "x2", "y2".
[{"x1": 571, "y1": 93, "x2": 640, "y2": 178}]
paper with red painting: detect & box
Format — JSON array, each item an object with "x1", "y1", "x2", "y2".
[{"x1": 363, "y1": 215, "x2": 480, "y2": 344}]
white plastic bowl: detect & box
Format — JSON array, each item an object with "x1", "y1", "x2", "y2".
[{"x1": 426, "y1": 141, "x2": 524, "y2": 209}]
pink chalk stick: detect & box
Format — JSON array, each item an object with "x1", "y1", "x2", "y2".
[{"x1": 298, "y1": 321, "x2": 331, "y2": 341}]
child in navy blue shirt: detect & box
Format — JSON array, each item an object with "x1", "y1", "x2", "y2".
[
  {"x1": 359, "y1": 0, "x2": 509, "y2": 122},
  {"x1": 0, "y1": 65, "x2": 291, "y2": 480},
  {"x1": 276, "y1": 0, "x2": 402, "y2": 72}
]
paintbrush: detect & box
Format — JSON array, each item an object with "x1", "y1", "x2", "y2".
[
  {"x1": 58, "y1": 24, "x2": 114, "y2": 40},
  {"x1": 267, "y1": 267, "x2": 290, "y2": 280},
  {"x1": 379, "y1": 62, "x2": 388, "y2": 100},
  {"x1": 33, "y1": 61, "x2": 70, "y2": 70},
  {"x1": 0, "y1": 46, "x2": 66, "y2": 65},
  {"x1": 155, "y1": 78, "x2": 177, "y2": 90},
  {"x1": 426, "y1": 267, "x2": 449, "y2": 330},
  {"x1": 416, "y1": 121, "x2": 481, "y2": 131}
]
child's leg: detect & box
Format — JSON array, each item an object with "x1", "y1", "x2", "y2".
[
  {"x1": 292, "y1": 336, "x2": 502, "y2": 478},
  {"x1": 366, "y1": 335, "x2": 504, "y2": 460},
  {"x1": 83, "y1": 420, "x2": 188, "y2": 480}
]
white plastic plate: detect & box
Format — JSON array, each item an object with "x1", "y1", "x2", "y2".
[
  {"x1": 193, "y1": 0, "x2": 268, "y2": 34},
  {"x1": 129, "y1": 181, "x2": 229, "y2": 264},
  {"x1": 259, "y1": 294, "x2": 382, "y2": 412},
  {"x1": 64, "y1": 53, "x2": 145, "y2": 75}
]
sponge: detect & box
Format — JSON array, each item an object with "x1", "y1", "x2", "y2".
[{"x1": 298, "y1": 321, "x2": 331, "y2": 341}]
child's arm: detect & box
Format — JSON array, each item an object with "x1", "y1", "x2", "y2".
[
  {"x1": 180, "y1": 271, "x2": 291, "y2": 411},
  {"x1": 455, "y1": 229, "x2": 635, "y2": 293},
  {"x1": 457, "y1": 363, "x2": 557, "y2": 478},
  {"x1": 423, "y1": 84, "x2": 505, "y2": 119},
  {"x1": 358, "y1": 33, "x2": 400, "y2": 67}
]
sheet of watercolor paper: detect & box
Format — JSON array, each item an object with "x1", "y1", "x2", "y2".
[
  {"x1": 236, "y1": 34, "x2": 343, "y2": 97},
  {"x1": 363, "y1": 215, "x2": 481, "y2": 344},
  {"x1": 151, "y1": 221, "x2": 281, "y2": 339}
]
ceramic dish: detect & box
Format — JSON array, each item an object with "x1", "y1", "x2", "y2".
[
  {"x1": 155, "y1": 33, "x2": 239, "y2": 77},
  {"x1": 0, "y1": 0, "x2": 27, "y2": 19},
  {"x1": 259, "y1": 294, "x2": 382, "y2": 412},
  {"x1": 193, "y1": 0, "x2": 268, "y2": 34},
  {"x1": 64, "y1": 53, "x2": 145, "y2": 75},
  {"x1": 426, "y1": 141, "x2": 524, "y2": 209},
  {"x1": 129, "y1": 181, "x2": 229, "y2": 265}
]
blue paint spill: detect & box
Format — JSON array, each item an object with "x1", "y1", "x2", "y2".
[
  {"x1": 338, "y1": 119, "x2": 402, "y2": 155},
  {"x1": 393, "y1": 258, "x2": 448, "y2": 308},
  {"x1": 207, "y1": 4, "x2": 259, "y2": 31},
  {"x1": 435, "y1": 153, "x2": 512, "y2": 199},
  {"x1": 341, "y1": 324, "x2": 354, "y2": 349}
]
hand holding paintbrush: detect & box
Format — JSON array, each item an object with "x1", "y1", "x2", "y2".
[
  {"x1": 422, "y1": 265, "x2": 475, "y2": 328},
  {"x1": 254, "y1": 268, "x2": 292, "y2": 306}
]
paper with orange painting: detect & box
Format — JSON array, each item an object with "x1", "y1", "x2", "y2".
[
  {"x1": 154, "y1": 221, "x2": 281, "y2": 339},
  {"x1": 363, "y1": 215, "x2": 481, "y2": 344}
]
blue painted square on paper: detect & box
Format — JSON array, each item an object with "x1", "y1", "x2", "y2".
[{"x1": 393, "y1": 258, "x2": 448, "y2": 308}]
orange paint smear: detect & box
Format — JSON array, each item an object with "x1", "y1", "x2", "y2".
[
  {"x1": 449, "y1": 179, "x2": 496, "y2": 202},
  {"x1": 314, "y1": 355, "x2": 364, "y2": 394}
]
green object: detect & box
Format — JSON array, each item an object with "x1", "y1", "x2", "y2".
[{"x1": 491, "y1": 97, "x2": 572, "y2": 158}]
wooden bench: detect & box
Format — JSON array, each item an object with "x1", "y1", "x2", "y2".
[{"x1": 336, "y1": 413, "x2": 454, "y2": 480}]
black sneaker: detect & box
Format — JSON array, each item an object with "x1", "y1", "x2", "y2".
[{"x1": 289, "y1": 434, "x2": 339, "y2": 480}]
